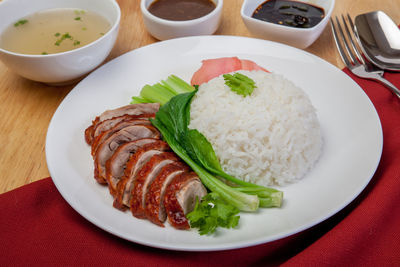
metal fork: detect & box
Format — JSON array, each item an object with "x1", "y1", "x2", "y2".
[{"x1": 330, "y1": 14, "x2": 400, "y2": 99}]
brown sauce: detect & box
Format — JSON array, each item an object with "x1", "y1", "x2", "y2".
[
  {"x1": 252, "y1": 0, "x2": 325, "y2": 28},
  {"x1": 148, "y1": 0, "x2": 216, "y2": 21}
]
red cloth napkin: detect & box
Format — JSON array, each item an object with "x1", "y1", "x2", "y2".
[{"x1": 1, "y1": 69, "x2": 400, "y2": 266}]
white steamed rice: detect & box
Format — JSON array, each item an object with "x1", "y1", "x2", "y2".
[{"x1": 188, "y1": 70, "x2": 322, "y2": 186}]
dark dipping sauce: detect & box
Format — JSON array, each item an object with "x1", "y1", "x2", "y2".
[
  {"x1": 148, "y1": 0, "x2": 216, "y2": 21},
  {"x1": 252, "y1": 0, "x2": 325, "y2": 28}
]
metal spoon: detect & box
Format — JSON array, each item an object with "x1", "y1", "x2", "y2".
[{"x1": 355, "y1": 11, "x2": 400, "y2": 71}]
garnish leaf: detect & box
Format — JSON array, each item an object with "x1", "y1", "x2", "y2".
[
  {"x1": 187, "y1": 192, "x2": 240, "y2": 235},
  {"x1": 14, "y1": 19, "x2": 28, "y2": 27},
  {"x1": 223, "y1": 72, "x2": 257, "y2": 97},
  {"x1": 54, "y1": 32, "x2": 73, "y2": 46}
]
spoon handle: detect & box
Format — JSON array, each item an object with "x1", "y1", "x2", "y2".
[{"x1": 373, "y1": 75, "x2": 400, "y2": 99}]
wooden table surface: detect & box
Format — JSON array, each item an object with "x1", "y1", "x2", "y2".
[{"x1": 1, "y1": 0, "x2": 399, "y2": 194}]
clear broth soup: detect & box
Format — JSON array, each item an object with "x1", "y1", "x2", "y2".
[{"x1": 0, "y1": 8, "x2": 111, "y2": 55}]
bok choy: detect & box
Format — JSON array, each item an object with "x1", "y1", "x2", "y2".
[{"x1": 131, "y1": 75, "x2": 194, "y2": 105}]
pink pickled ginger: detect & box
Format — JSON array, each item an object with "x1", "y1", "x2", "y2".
[{"x1": 190, "y1": 57, "x2": 269, "y2": 86}]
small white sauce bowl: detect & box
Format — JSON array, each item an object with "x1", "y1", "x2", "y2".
[
  {"x1": 141, "y1": 0, "x2": 223, "y2": 41},
  {"x1": 241, "y1": 0, "x2": 335, "y2": 49},
  {"x1": 0, "y1": 0, "x2": 120, "y2": 85}
]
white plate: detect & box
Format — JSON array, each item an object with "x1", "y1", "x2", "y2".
[{"x1": 46, "y1": 36, "x2": 382, "y2": 251}]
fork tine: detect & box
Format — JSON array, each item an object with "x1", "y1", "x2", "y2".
[
  {"x1": 335, "y1": 16, "x2": 358, "y2": 64},
  {"x1": 330, "y1": 18, "x2": 352, "y2": 68},
  {"x1": 346, "y1": 13, "x2": 356, "y2": 30},
  {"x1": 347, "y1": 13, "x2": 366, "y2": 65},
  {"x1": 342, "y1": 14, "x2": 365, "y2": 65}
]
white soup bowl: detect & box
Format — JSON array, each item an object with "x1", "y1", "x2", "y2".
[{"x1": 0, "y1": 0, "x2": 120, "y2": 85}]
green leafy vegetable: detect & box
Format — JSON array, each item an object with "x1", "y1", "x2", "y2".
[
  {"x1": 138, "y1": 84, "x2": 176, "y2": 105},
  {"x1": 233, "y1": 187, "x2": 283, "y2": 208},
  {"x1": 131, "y1": 75, "x2": 194, "y2": 105},
  {"x1": 14, "y1": 19, "x2": 28, "y2": 27},
  {"x1": 74, "y1": 17, "x2": 82, "y2": 21},
  {"x1": 187, "y1": 192, "x2": 240, "y2": 235},
  {"x1": 54, "y1": 32, "x2": 61, "y2": 37},
  {"x1": 131, "y1": 96, "x2": 149, "y2": 104},
  {"x1": 223, "y1": 72, "x2": 257, "y2": 97},
  {"x1": 41, "y1": 52, "x2": 48, "y2": 55}
]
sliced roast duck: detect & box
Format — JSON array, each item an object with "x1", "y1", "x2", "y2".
[
  {"x1": 85, "y1": 103, "x2": 160, "y2": 145},
  {"x1": 85, "y1": 103, "x2": 207, "y2": 230}
]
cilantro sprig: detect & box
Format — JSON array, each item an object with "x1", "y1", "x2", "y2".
[
  {"x1": 223, "y1": 72, "x2": 257, "y2": 97},
  {"x1": 187, "y1": 192, "x2": 240, "y2": 235}
]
